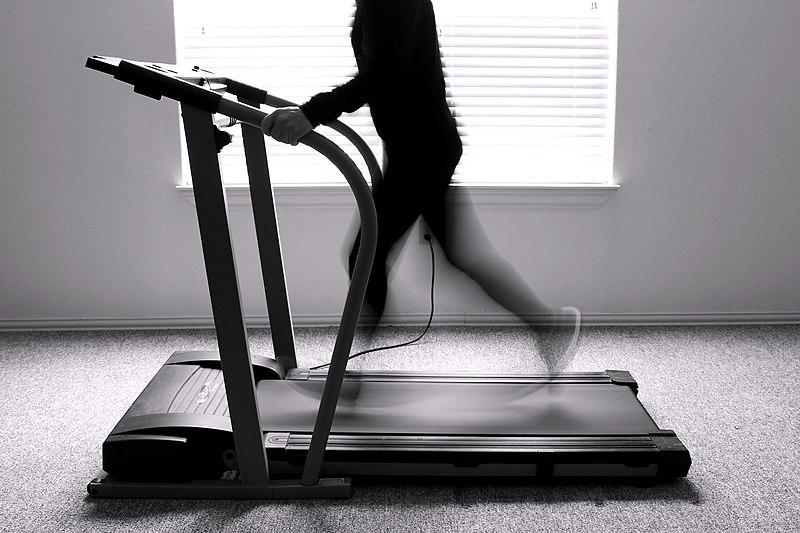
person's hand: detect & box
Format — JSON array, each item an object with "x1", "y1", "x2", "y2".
[{"x1": 261, "y1": 107, "x2": 313, "y2": 146}]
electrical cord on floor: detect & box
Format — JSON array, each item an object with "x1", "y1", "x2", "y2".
[{"x1": 310, "y1": 233, "x2": 436, "y2": 371}]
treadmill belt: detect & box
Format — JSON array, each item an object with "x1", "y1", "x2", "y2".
[{"x1": 257, "y1": 380, "x2": 658, "y2": 436}]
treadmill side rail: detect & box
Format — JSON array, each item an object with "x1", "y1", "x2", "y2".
[
  {"x1": 264, "y1": 432, "x2": 690, "y2": 480},
  {"x1": 87, "y1": 471, "x2": 351, "y2": 499},
  {"x1": 650, "y1": 430, "x2": 692, "y2": 478},
  {"x1": 289, "y1": 369, "x2": 637, "y2": 387}
]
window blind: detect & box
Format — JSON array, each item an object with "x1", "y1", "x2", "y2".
[{"x1": 174, "y1": 0, "x2": 618, "y2": 186}]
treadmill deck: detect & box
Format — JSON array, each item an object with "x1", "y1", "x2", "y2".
[
  {"x1": 100, "y1": 356, "x2": 690, "y2": 481},
  {"x1": 257, "y1": 379, "x2": 658, "y2": 436}
]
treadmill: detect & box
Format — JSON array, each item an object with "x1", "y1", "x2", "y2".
[{"x1": 85, "y1": 56, "x2": 691, "y2": 499}]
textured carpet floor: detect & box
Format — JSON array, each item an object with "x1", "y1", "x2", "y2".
[{"x1": 0, "y1": 325, "x2": 798, "y2": 532}]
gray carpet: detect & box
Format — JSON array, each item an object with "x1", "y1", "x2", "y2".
[{"x1": 0, "y1": 325, "x2": 798, "y2": 532}]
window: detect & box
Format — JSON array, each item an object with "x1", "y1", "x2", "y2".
[{"x1": 175, "y1": 0, "x2": 618, "y2": 187}]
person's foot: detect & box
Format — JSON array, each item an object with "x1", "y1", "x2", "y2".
[{"x1": 536, "y1": 307, "x2": 581, "y2": 374}]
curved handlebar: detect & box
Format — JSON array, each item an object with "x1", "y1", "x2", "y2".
[{"x1": 258, "y1": 93, "x2": 383, "y2": 191}]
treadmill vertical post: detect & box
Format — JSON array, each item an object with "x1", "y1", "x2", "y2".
[
  {"x1": 239, "y1": 97, "x2": 298, "y2": 372},
  {"x1": 181, "y1": 103, "x2": 270, "y2": 487}
]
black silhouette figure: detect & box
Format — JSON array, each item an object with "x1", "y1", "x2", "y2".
[{"x1": 263, "y1": 0, "x2": 580, "y2": 370}]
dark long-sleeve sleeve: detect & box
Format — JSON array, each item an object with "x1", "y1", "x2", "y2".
[{"x1": 300, "y1": 0, "x2": 423, "y2": 127}]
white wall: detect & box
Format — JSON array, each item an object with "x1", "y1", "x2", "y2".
[{"x1": 1, "y1": 0, "x2": 799, "y2": 329}]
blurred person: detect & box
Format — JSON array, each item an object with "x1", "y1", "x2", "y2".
[{"x1": 262, "y1": 0, "x2": 580, "y2": 370}]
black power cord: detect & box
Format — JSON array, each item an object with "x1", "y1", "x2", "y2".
[{"x1": 310, "y1": 233, "x2": 436, "y2": 371}]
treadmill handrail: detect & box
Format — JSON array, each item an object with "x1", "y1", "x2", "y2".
[
  {"x1": 85, "y1": 56, "x2": 383, "y2": 189},
  {"x1": 86, "y1": 55, "x2": 378, "y2": 489},
  {"x1": 225, "y1": 77, "x2": 382, "y2": 190}
]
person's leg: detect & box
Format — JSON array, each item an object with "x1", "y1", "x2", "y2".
[
  {"x1": 419, "y1": 149, "x2": 580, "y2": 371},
  {"x1": 425, "y1": 186, "x2": 554, "y2": 323},
  {"x1": 417, "y1": 134, "x2": 550, "y2": 325},
  {"x1": 349, "y1": 153, "x2": 422, "y2": 322}
]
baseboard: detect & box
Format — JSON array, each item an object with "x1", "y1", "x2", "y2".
[
  {"x1": 350, "y1": 312, "x2": 800, "y2": 327},
  {"x1": 1, "y1": 312, "x2": 798, "y2": 331}
]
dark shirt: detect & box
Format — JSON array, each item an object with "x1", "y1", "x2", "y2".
[{"x1": 300, "y1": 0, "x2": 457, "y2": 146}]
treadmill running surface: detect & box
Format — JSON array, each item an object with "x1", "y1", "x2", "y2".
[{"x1": 257, "y1": 380, "x2": 659, "y2": 436}]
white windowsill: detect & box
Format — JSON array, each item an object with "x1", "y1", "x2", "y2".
[{"x1": 176, "y1": 183, "x2": 619, "y2": 209}]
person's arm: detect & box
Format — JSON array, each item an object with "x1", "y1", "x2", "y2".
[
  {"x1": 264, "y1": 0, "x2": 419, "y2": 144},
  {"x1": 301, "y1": 0, "x2": 418, "y2": 126}
]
